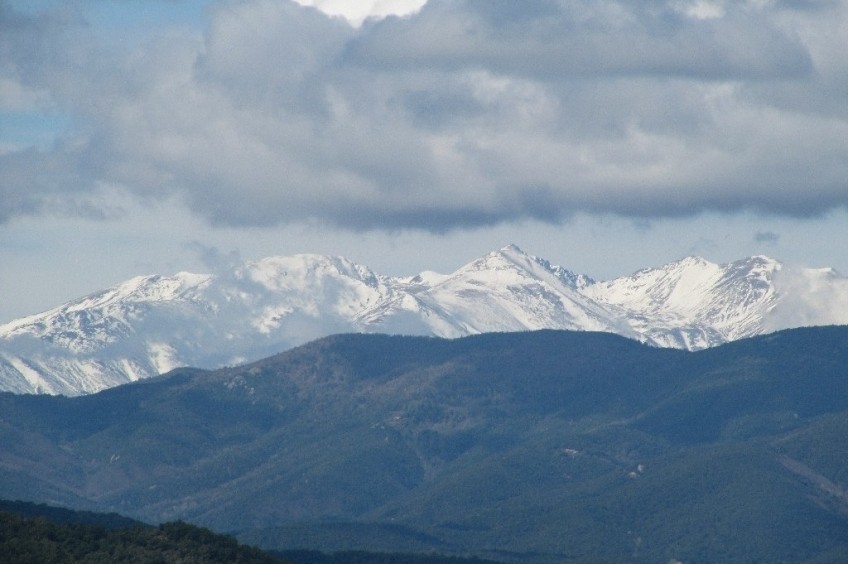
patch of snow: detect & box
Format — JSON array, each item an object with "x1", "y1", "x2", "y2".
[{"x1": 1, "y1": 353, "x2": 57, "y2": 394}]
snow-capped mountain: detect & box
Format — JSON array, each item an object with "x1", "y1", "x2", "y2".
[
  {"x1": 584, "y1": 255, "x2": 782, "y2": 349},
  {"x1": 2, "y1": 245, "x2": 847, "y2": 396}
]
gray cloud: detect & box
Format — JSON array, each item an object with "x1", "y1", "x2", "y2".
[
  {"x1": 754, "y1": 231, "x2": 779, "y2": 244},
  {"x1": 186, "y1": 241, "x2": 242, "y2": 274},
  {"x1": 346, "y1": 0, "x2": 814, "y2": 79},
  {"x1": 1, "y1": 0, "x2": 847, "y2": 232}
]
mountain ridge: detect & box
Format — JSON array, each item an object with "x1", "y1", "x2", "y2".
[
  {"x1": 2, "y1": 244, "x2": 848, "y2": 395},
  {"x1": 1, "y1": 327, "x2": 847, "y2": 562}
]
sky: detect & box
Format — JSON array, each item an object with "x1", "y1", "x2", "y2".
[{"x1": 1, "y1": 0, "x2": 847, "y2": 323}]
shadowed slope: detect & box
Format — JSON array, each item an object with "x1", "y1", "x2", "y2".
[{"x1": 1, "y1": 328, "x2": 847, "y2": 561}]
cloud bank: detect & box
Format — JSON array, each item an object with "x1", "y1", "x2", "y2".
[{"x1": 2, "y1": 0, "x2": 847, "y2": 231}]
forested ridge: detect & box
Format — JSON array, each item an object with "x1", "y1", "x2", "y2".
[
  {"x1": 0, "y1": 501, "x2": 502, "y2": 564},
  {"x1": 0, "y1": 509, "x2": 282, "y2": 563},
  {"x1": 2, "y1": 328, "x2": 848, "y2": 562}
]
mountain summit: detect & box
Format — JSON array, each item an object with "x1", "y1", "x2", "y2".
[{"x1": 2, "y1": 245, "x2": 847, "y2": 395}]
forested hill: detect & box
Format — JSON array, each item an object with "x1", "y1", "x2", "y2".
[
  {"x1": 0, "y1": 501, "x2": 502, "y2": 564},
  {"x1": 0, "y1": 501, "x2": 283, "y2": 564},
  {"x1": 1, "y1": 327, "x2": 848, "y2": 562}
]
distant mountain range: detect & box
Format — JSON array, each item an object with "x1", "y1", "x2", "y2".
[
  {"x1": 2, "y1": 328, "x2": 847, "y2": 562},
  {"x1": 2, "y1": 244, "x2": 847, "y2": 395}
]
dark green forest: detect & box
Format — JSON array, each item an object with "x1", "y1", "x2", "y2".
[
  {"x1": 0, "y1": 510, "x2": 282, "y2": 564},
  {"x1": 0, "y1": 501, "x2": 502, "y2": 564},
  {"x1": 2, "y1": 328, "x2": 848, "y2": 562},
  {"x1": 270, "y1": 549, "x2": 501, "y2": 564}
]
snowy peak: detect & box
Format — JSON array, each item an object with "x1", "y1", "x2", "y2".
[
  {"x1": 0, "y1": 272, "x2": 214, "y2": 353},
  {"x1": 583, "y1": 254, "x2": 788, "y2": 349},
  {"x1": 455, "y1": 244, "x2": 535, "y2": 276},
  {"x1": 1, "y1": 247, "x2": 847, "y2": 396},
  {"x1": 397, "y1": 244, "x2": 618, "y2": 338},
  {"x1": 240, "y1": 253, "x2": 384, "y2": 292},
  {"x1": 584, "y1": 256, "x2": 720, "y2": 316},
  {"x1": 723, "y1": 255, "x2": 782, "y2": 291},
  {"x1": 588, "y1": 254, "x2": 781, "y2": 308},
  {"x1": 457, "y1": 245, "x2": 591, "y2": 290}
]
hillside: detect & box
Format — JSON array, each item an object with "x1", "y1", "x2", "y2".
[
  {"x1": 0, "y1": 500, "x2": 499, "y2": 564},
  {"x1": 0, "y1": 501, "x2": 283, "y2": 564},
  {"x1": 1, "y1": 327, "x2": 847, "y2": 561}
]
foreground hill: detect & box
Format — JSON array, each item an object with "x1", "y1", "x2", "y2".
[
  {"x1": 0, "y1": 500, "x2": 498, "y2": 564},
  {"x1": 0, "y1": 501, "x2": 283, "y2": 563},
  {"x1": 1, "y1": 327, "x2": 847, "y2": 562},
  {"x1": 2, "y1": 245, "x2": 848, "y2": 395}
]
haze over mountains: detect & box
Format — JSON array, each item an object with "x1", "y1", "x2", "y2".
[{"x1": 2, "y1": 245, "x2": 848, "y2": 396}]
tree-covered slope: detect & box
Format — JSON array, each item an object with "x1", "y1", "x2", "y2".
[
  {"x1": 0, "y1": 505, "x2": 284, "y2": 563},
  {"x1": 1, "y1": 328, "x2": 847, "y2": 562}
]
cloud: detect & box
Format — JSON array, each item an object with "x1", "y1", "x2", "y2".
[
  {"x1": 766, "y1": 265, "x2": 848, "y2": 330},
  {"x1": 1, "y1": 0, "x2": 847, "y2": 232},
  {"x1": 186, "y1": 241, "x2": 242, "y2": 274},
  {"x1": 754, "y1": 231, "x2": 779, "y2": 244},
  {"x1": 292, "y1": 0, "x2": 427, "y2": 27},
  {"x1": 346, "y1": 0, "x2": 813, "y2": 80}
]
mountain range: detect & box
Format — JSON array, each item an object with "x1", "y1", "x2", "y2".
[
  {"x1": 2, "y1": 244, "x2": 848, "y2": 396},
  {"x1": 1, "y1": 327, "x2": 847, "y2": 562}
]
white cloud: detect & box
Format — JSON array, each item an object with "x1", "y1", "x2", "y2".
[
  {"x1": 675, "y1": 0, "x2": 726, "y2": 20},
  {"x1": 0, "y1": 77, "x2": 51, "y2": 110},
  {"x1": 1, "y1": 0, "x2": 846, "y2": 232},
  {"x1": 291, "y1": 0, "x2": 427, "y2": 26}
]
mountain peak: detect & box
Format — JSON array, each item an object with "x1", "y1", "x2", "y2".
[
  {"x1": 470, "y1": 244, "x2": 530, "y2": 266},
  {"x1": 2, "y1": 247, "x2": 847, "y2": 396},
  {"x1": 242, "y1": 253, "x2": 382, "y2": 291},
  {"x1": 665, "y1": 255, "x2": 714, "y2": 270},
  {"x1": 498, "y1": 243, "x2": 526, "y2": 254},
  {"x1": 461, "y1": 244, "x2": 531, "y2": 273},
  {"x1": 733, "y1": 254, "x2": 781, "y2": 270}
]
